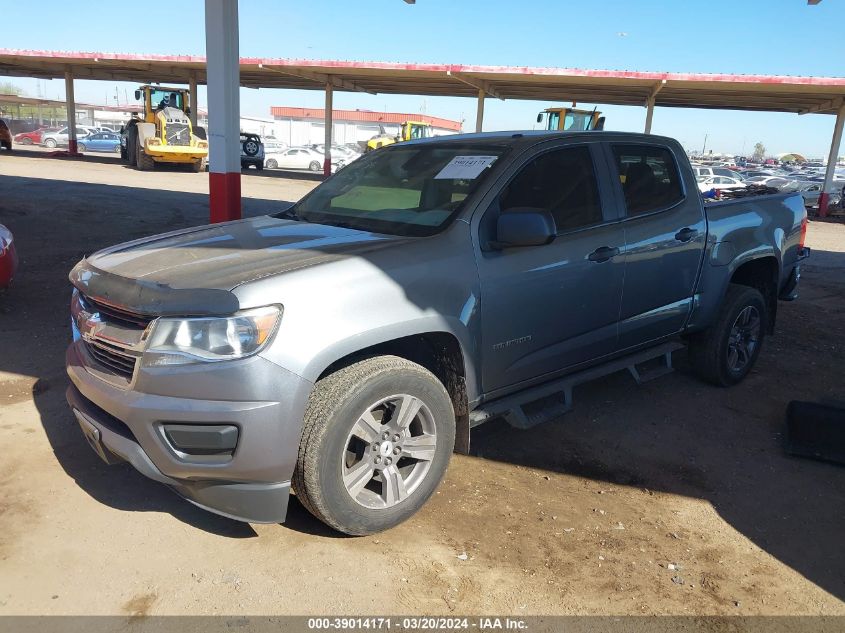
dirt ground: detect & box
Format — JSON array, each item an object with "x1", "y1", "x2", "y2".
[{"x1": 0, "y1": 148, "x2": 843, "y2": 616}]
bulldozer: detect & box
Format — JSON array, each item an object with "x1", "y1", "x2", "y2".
[
  {"x1": 121, "y1": 85, "x2": 209, "y2": 171},
  {"x1": 537, "y1": 106, "x2": 604, "y2": 132},
  {"x1": 365, "y1": 120, "x2": 433, "y2": 152}
]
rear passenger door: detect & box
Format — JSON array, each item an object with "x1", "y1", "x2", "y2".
[
  {"x1": 476, "y1": 142, "x2": 626, "y2": 394},
  {"x1": 608, "y1": 143, "x2": 706, "y2": 350}
]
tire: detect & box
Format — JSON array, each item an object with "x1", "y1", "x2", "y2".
[
  {"x1": 688, "y1": 283, "x2": 766, "y2": 387},
  {"x1": 113, "y1": 145, "x2": 121, "y2": 154},
  {"x1": 2, "y1": 141, "x2": 11, "y2": 151},
  {"x1": 77, "y1": 143, "x2": 86, "y2": 152},
  {"x1": 190, "y1": 159, "x2": 203, "y2": 173},
  {"x1": 255, "y1": 162, "x2": 264, "y2": 171},
  {"x1": 243, "y1": 139, "x2": 260, "y2": 156},
  {"x1": 21, "y1": 137, "x2": 32, "y2": 145},
  {"x1": 135, "y1": 137, "x2": 155, "y2": 171},
  {"x1": 309, "y1": 160, "x2": 321, "y2": 172},
  {"x1": 293, "y1": 356, "x2": 455, "y2": 535},
  {"x1": 44, "y1": 138, "x2": 57, "y2": 148},
  {"x1": 266, "y1": 159, "x2": 277, "y2": 169}
]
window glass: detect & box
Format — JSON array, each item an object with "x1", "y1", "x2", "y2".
[
  {"x1": 291, "y1": 143, "x2": 506, "y2": 237},
  {"x1": 612, "y1": 144, "x2": 684, "y2": 215},
  {"x1": 499, "y1": 146, "x2": 603, "y2": 233}
]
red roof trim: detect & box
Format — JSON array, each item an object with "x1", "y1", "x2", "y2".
[
  {"x1": 3, "y1": 49, "x2": 845, "y2": 87},
  {"x1": 270, "y1": 107, "x2": 462, "y2": 131}
]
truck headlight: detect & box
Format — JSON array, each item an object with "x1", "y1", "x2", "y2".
[{"x1": 142, "y1": 306, "x2": 281, "y2": 366}]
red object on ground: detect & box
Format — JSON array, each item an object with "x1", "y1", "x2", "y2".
[
  {"x1": 0, "y1": 224, "x2": 19, "y2": 289},
  {"x1": 209, "y1": 172, "x2": 241, "y2": 223}
]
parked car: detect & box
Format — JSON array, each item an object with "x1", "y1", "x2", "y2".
[
  {"x1": 745, "y1": 176, "x2": 791, "y2": 188},
  {"x1": 65, "y1": 130, "x2": 809, "y2": 535},
  {"x1": 697, "y1": 175, "x2": 746, "y2": 192},
  {"x1": 266, "y1": 146, "x2": 330, "y2": 171},
  {"x1": 13, "y1": 126, "x2": 56, "y2": 145},
  {"x1": 41, "y1": 126, "x2": 96, "y2": 148},
  {"x1": 0, "y1": 118, "x2": 12, "y2": 151},
  {"x1": 240, "y1": 133, "x2": 265, "y2": 170},
  {"x1": 78, "y1": 132, "x2": 122, "y2": 153},
  {"x1": 0, "y1": 224, "x2": 18, "y2": 290}
]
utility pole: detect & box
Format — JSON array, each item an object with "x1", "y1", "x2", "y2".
[{"x1": 701, "y1": 133, "x2": 708, "y2": 156}]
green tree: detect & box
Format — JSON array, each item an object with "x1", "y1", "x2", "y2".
[
  {"x1": 0, "y1": 81, "x2": 24, "y2": 96},
  {"x1": 752, "y1": 142, "x2": 766, "y2": 161}
]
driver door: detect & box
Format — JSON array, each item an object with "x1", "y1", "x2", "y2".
[{"x1": 476, "y1": 143, "x2": 626, "y2": 395}]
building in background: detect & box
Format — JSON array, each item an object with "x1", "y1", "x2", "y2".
[{"x1": 269, "y1": 106, "x2": 462, "y2": 147}]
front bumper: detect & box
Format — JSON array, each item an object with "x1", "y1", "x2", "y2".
[
  {"x1": 144, "y1": 143, "x2": 208, "y2": 163},
  {"x1": 65, "y1": 341, "x2": 313, "y2": 523}
]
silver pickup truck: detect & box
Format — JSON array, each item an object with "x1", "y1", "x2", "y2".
[{"x1": 66, "y1": 131, "x2": 809, "y2": 535}]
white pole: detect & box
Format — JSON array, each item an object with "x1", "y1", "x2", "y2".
[
  {"x1": 324, "y1": 81, "x2": 333, "y2": 177},
  {"x1": 205, "y1": 0, "x2": 241, "y2": 222},
  {"x1": 820, "y1": 103, "x2": 845, "y2": 218},
  {"x1": 475, "y1": 88, "x2": 485, "y2": 133},
  {"x1": 188, "y1": 72, "x2": 198, "y2": 129},
  {"x1": 644, "y1": 96, "x2": 656, "y2": 134},
  {"x1": 64, "y1": 68, "x2": 78, "y2": 154}
]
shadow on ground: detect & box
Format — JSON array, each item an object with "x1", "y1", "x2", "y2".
[{"x1": 1, "y1": 168, "x2": 843, "y2": 598}]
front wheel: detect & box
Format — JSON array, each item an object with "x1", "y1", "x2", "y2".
[
  {"x1": 266, "y1": 159, "x2": 277, "y2": 169},
  {"x1": 688, "y1": 284, "x2": 766, "y2": 387},
  {"x1": 44, "y1": 138, "x2": 57, "y2": 148},
  {"x1": 77, "y1": 143, "x2": 86, "y2": 152},
  {"x1": 308, "y1": 160, "x2": 321, "y2": 172},
  {"x1": 293, "y1": 356, "x2": 455, "y2": 535},
  {"x1": 21, "y1": 137, "x2": 32, "y2": 145}
]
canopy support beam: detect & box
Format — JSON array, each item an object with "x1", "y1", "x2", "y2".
[{"x1": 819, "y1": 102, "x2": 845, "y2": 217}]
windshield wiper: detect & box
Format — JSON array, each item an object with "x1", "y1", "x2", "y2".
[{"x1": 276, "y1": 207, "x2": 302, "y2": 221}]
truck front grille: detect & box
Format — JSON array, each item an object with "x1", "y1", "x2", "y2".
[
  {"x1": 84, "y1": 339, "x2": 138, "y2": 380},
  {"x1": 166, "y1": 123, "x2": 191, "y2": 146},
  {"x1": 77, "y1": 293, "x2": 150, "y2": 382},
  {"x1": 83, "y1": 295, "x2": 153, "y2": 328}
]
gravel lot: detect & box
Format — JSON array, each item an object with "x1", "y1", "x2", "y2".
[{"x1": 0, "y1": 148, "x2": 843, "y2": 616}]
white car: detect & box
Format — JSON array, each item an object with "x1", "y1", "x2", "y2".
[
  {"x1": 697, "y1": 176, "x2": 746, "y2": 192},
  {"x1": 266, "y1": 147, "x2": 339, "y2": 172},
  {"x1": 41, "y1": 125, "x2": 98, "y2": 148}
]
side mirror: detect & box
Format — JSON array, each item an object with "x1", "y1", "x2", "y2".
[
  {"x1": 536, "y1": 112, "x2": 543, "y2": 124},
  {"x1": 495, "y1": 208, "x2": 556, "y2": 248},
  {"x1": 134, "y1": 90, "x2": 141, "y2": 101}
]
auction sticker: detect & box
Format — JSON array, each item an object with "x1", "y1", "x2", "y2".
[{"x1": 434, "y1": 155, "x2": 498, "y2": 180}]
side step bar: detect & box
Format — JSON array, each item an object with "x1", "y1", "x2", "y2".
[{"x1": 469, "y1": 341, "x2": 684, "y2": 431}]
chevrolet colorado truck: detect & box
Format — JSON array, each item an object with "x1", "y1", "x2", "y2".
[{"x1": 66, "y1": 131, "x2": 809, "y2": 535}]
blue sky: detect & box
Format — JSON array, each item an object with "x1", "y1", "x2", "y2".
[{"x1": 3, "y1": 0, "x2": 844, "y2": 156}]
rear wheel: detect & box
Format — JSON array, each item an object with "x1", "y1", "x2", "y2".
[
  {"x1": 44, "y1": 138, "x2": 57, "y2": 148},
  {"x1": 688, "y1": 283, "x2": 766, "y2": 386},
  {"x1": 77, "y1": 143, "x2": 86, "y2": 152},
  {"x1": 135, "y1": 137, "x2": 155, "y2": 171},
  {"x1": 266, "y1": 159, "x2": 277, "y2": 169},
  {"x1": 190, "y1": 158, "x2": 204, "y2": 173},
  {"x1": 293, "y1": 356, "x2": 455, "y2": 535},
  {"x1": 308, "y1": 160, "x2": 321, "y2": 172},
  {"x1": 20, "y1": 137, "x2": 32, "y2": 145}
]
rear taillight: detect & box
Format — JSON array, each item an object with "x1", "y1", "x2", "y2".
[{"x1": 798, "y1": 212, "x2": 808, "y2": 251}]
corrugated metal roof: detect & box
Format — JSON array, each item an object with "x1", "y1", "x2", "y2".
[
  {"x1": 270, "y1": 107, "x2": 461, "y2": 131},
  {"x1": 1, "y1": 49, "x2": 844, "y2": 115}
]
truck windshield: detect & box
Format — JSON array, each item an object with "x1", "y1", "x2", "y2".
[{"x1": 287, "y1": 143, "x2": 508, "y2": 236}]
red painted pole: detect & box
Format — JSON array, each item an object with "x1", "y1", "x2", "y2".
[{"x1": 205, "y1": 0, "x2": 241, "y2": 223}]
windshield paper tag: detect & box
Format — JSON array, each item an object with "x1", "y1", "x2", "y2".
[{"x1": 435, "y1": 155, "x2": 498, "y2": 180}]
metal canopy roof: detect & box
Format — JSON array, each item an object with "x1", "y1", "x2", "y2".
[{"x1": 2, "y1": 49, "x2": 845, "y2": 115}]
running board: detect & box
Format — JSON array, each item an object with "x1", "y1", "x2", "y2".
[{"x1": 469, "y1": 341, "x2": 684, "y2": 431}]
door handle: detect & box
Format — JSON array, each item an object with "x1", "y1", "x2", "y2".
[
  {"x1": 588, "y1": 246, "x2": 620, "y2": 263},
  {"x1": 675, "y1": 227, "x2": 699, "y2": 243}
]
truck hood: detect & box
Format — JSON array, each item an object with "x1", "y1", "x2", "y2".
[{"x1": 69, "y1": 215, "x2": 409, "y2": 316}]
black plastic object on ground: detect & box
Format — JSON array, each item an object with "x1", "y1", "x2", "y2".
[{"x1": 786, "y1": 400, "x2": 845, "y2": 465}]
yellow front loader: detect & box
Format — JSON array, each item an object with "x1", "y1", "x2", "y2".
[
  {"x1": 537, "y1": 106, "x2": 605, "y2": 132},
  {"x1": 365, "y1": 120, "x2": 433, "y2": 152},
  {"x1": 121, "y1": 85, "x2": 209, "y2": 172}
]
